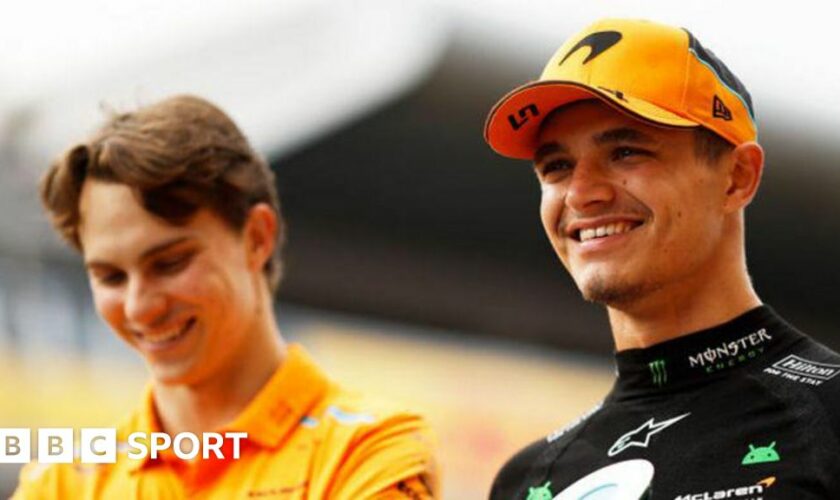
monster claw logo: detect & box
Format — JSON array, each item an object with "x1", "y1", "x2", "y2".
[{"x1": 649, "y1": 359, "x2": 667, "y2": 387}]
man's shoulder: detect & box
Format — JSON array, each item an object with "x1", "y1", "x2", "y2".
[
  {"x1": 490, "y1": 402, "x2": 603, "y2": 499},
  {"x1": 12, "y1": 456, "x2": 118, "y2": 499},
  {"x1": 750, "y1": 329, "x2": 840, "y2": 390},
  {"x1": 490, "y1": 432, "x2": 571, "y2": 500},
  {"x1": 302, "y1": 384, "x2": 440, "y2": 498},
  {"x1": 748, "y1": 329, "x2": 840, "y2": 425},
  {"x1": 306, "y1": 384, "x2": 430, "y2": 434},
  {"x1": 12, "y1": 396, "x2": 150, "y2": 499},
  {"x1": 283, "y1": 345, "x2": 432, "y2": 436}
]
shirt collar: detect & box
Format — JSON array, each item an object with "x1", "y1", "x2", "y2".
[
  {"x1": 121, "y1": 344, "x2": 330, "y2": 472},
  {"x1": 221, "y1": 344, "x2": 330, "y2": 447},
  {"x1": 612, "y1": 305, "x2": 803, "y2": 397}
]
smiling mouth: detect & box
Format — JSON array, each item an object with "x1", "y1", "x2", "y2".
[
  {"x1": 574, "y1": 221, "x2": 643, "y2": 242},
  {"x1": 135, "y1": 317, "x2": 196, "y2": 345}
]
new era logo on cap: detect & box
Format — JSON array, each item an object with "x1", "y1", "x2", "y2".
[{"x1": 713, "y1": 95, "x2": 733, "y2": 121}]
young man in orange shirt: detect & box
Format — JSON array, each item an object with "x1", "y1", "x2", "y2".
[{"x1": 14, "y1": 95, "x2": 438, "y2": 499}]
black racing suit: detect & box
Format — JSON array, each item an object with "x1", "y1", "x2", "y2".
[{"x1": 490, "y1": 306, "x2": 840, "y2": 499}]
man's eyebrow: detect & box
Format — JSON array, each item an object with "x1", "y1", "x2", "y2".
[
  {"x1": 593, "y1": 127, "x2": 657, "y2": 145},
  {"x1": 533, "y1": 142, "x2": 569, "y2": 164},
  {"x1": 85, "y1": 236, "x2": 193, "y2": 269},
  {"x1": 139, "y1": 236, "x2": 194, "y2": 260}
]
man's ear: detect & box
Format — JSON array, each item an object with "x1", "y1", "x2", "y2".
[
  {"x1": 244, "y1": 203, "x2": 277, "y2": 272},
  {"x1": 723, "y1": 141, "x2": 764, "y2": 213}
]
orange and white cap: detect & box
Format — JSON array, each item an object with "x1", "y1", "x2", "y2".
[{"x1": 484, "y1": 18, "x2": 757, "y2": 160}]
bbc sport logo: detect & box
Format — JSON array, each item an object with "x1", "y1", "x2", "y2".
[{"x1": 0, "y1": 428, "x2": 247, "y2": 464}]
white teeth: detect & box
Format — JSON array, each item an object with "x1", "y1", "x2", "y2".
[
  {"x1": 143, "y1": 330, "x2": 180, "y2": 344},
  {"x1": 578, "y1": 222, "x2": 636, "y2": 242},
  {"x1": 138, "y1": 321, "x2": 191, "y2": 344}
]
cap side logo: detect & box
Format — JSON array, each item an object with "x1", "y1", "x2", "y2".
[
  {"x1": 713, "y1": 95, "x2": 732, "y2": 121},
  {"x1": 559, "y1": 31, "x2": 622, "y2": 66},
  {"x1": 508, "y1": 104, "x2": 540, "y2": 131},
  {"x1": 684, "y1": 29, "x2": 755, "y2": 120}
]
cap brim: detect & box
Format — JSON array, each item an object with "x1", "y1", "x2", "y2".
[{"x1": 484, "y1": 81, "x2": 699, "y2": 160}]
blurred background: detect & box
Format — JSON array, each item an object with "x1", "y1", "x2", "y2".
[{"x1": 0, "y1": 0, "x2": 838, "y2": 497}]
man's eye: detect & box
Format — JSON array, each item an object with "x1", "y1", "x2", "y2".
[
  {"x1": 98, "y1": 271, "x2": 126, "y2": 286},
  {"x1": 537, "y1": 159, "x2": 574, "y2": 180},
  {"x1": 154, "y1": 254, "x2": 193, "y2": 274},
  {"x1": 612, "y1": 147, "x2": 649, "y2": 161}
]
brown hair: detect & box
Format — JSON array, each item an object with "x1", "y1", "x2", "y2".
[
  {"x1": 40, "y1": 95, "x2": 285, "y2": 292},
  {"x1": 693, "y1": 126, "x2": 735, "y2": 164}
]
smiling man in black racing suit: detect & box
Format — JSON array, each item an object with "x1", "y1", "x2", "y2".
[{"x1": 482, "y1": 17, "x2": 840, "y2": 499}]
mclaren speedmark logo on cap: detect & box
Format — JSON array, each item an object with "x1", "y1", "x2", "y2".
[{"x1": 559, "y1": 31, "x2": 622, "y2": 66}]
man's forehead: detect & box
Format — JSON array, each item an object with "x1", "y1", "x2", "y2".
[
  {"x1": 79, "y1": 181, "x2": 164, "y2": 231},
  {"x1": 534, "y1": 101, "x2": 668, "y2": 160},
  {"x1": 539, "y1": 100, "x2": 647, "y2": 136},
  {"x1": 78, "y1": 180, "x2": 191, "y2": 260}
]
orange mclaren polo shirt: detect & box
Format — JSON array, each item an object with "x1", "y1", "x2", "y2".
[{"x1": 14, "y1": 345, "x2": 439, "y2": 499}]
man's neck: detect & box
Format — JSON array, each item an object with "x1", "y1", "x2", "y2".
[
  {"x1": 152, "y1": 299, "x2": 286, "y2": 437},
  {"x1": 607, "y1": 256, "x2": 761, "y2": 351}
]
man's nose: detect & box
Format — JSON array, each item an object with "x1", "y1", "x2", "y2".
[
  {"x1": 124, "y1": 277, "x2": 167, "y2": 329},
  {"x1": 564, "y1": 160, "x2": 616, "y2": 213}
]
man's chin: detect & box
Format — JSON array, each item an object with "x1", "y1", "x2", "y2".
[
  {"x1": 147, "y1": 361, "x2": 197, "y2": 387},
  {"x1": 578, "y1": 275, "x2": 650, "y2": 306}
]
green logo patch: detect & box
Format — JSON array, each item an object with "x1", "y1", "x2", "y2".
[
  {"x1": 742, "y1": 442, "x2": 780, "y2": 465},
  {"x1": 526, "y1": 481, "x2": 553, "y2": 500},
  {"x1": 649, "y1": 359, "x2": 667, "y2": 387}
]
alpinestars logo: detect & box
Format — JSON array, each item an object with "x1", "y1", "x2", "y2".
[
  {"x1": 559, "y1": 31, "x2": 622, "y2": 66},
  {"x1": 688, "y1": 328, "x2": 771, "y2": 373},
  {"x1": 607, "y1": 413, "x2": 690, "y2": 457}
]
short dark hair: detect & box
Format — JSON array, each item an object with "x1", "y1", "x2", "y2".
[
  {"x1": 694, "y1": 127, "x2": 735, "y2": 164},
  {"x1": 40, "y1": 95, "x2": 285, "y2": 292}
]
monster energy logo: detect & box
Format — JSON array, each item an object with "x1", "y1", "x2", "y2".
[
  {"x1": 649, "y1": 359, "x2": 667, "y2": 387},
  {"x1": 687, "y1": 328, "x2": 772, "y2": 371}
]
